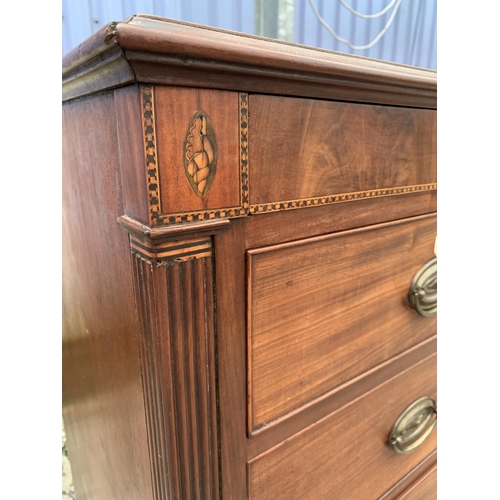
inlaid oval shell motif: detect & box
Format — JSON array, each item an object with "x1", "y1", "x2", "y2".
[{"x1": 184, "y1": 111, "x2": 217, "y2": 198}]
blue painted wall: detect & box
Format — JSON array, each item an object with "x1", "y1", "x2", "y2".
[{"x1": 62, "y1": 0, "x2": 436, "y2": 69}]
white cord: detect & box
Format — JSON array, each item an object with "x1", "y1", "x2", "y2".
[
  {"x1": 307, "y1": 0, "x2": 403, "y2": 50},
  {"x1": 339, "y1": 0, "x2": 398, "y2": 19}
]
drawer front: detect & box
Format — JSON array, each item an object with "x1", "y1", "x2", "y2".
[
  {"x1": 123, "y1": 86, "x2": 436, "y2": 227},
  {"x1": 248, "y1": 95, "x2": 436, "y2": 207},
  {"x1": 248, "y1": 354, "x2": 437, "y2": 500},
  {"x1": 397, "y1": 465, "x2": 437, "y2": 500},
  {"x1": 247, "y1": 214, "x2": 436, "y2": 430}
]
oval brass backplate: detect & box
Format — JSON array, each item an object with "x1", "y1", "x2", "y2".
[
  {"x1": 389, "y1": 396, "x2": 437, "y2": 455},
  {"x1": 408, "y1": 258, "x2": 437, "y2": 317}
]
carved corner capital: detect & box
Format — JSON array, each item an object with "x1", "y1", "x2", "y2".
[{"x1": 118, "y1": 215, "x2": 230, "y2": 265}]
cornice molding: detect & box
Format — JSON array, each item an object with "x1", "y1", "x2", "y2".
[{"x1": 63, "y1": 15, "x2": 436, "y2": 108}]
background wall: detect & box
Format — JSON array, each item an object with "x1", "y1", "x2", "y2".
[{"x1": 62, "y1": 0, "x2": 436, "y2": 69}]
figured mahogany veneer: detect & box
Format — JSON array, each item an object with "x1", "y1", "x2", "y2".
[
  {"x1": 248, "y1": 354, "x2": 437, "y2": 500},
  {"x1": 249, "y1": 96, "x2": 436, "y2": 208},
  {"x1": 247, "y1": 214, "x2": 436, "y2": 432},
  {"x1": 63, "y1": 15, "x2": 437, "y2": 500},
  {"x1": 62, "y1": 92, "x2": 153, "y2": 499},
  {"x1": 154, "y1": 87, "x2": 240, "y2": 212}
]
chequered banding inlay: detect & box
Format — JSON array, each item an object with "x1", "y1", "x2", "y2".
[
  {"x1": 240, "y1": 93, "x2": 249, "y2": 210},
  {"x1": 156, "y1": 208, "x2": 245, "y2": 225},
  {"x1": 142, "y1": 85, "x2": 435, "y2": 225},
  {"x1": 141, "y1": 85, "x2": 162, "y2": 225},
  {"x1": 143, "y1": 88, "x2": 249, "y2": 226},
  {"x1": 249, "y1": 184, "x2": 437, "y2": 215},
  {"x1": 130, "y1": 235, "x2": 212, "y2": 264}
]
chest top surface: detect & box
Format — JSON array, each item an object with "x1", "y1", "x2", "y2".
[{"x1": 62, "y1": 14, "x2": 436, "y2": 108}]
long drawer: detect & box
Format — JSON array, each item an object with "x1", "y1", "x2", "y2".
[
  {"x1": 396, "y1": 464, "x2": 437, "y2": 500},
  {"x1": 248, "y1": 354, "x2": 437, "y2": 500},
  {"x1": 247, "y1": 214, "x2": 436, "y2": 431}
]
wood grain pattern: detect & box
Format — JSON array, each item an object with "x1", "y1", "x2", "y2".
[
  {"x1": 249, "y1": 184, "x2": 437, "y2": 215},
  {"x1": 154, "y1": 86, "x2": 240, "y2": 215},
  {"x1": 247, "y1": 336, "x2": 436, "y2": 460},
  {"x1": 62, "y1": 16, "x2": 437, "y2": 108},
  {"x1": 248, "y1": 214, "x2": 436, "y2": 430},
  {"x1": 213, "y1": 219, "x2": 249, "y2": 499},
  {"x1": 118, "y1": 215, "x2": 230, "y2": 243},
  {"x1": 62, "y1": 92, "x2": 153, "y2": 500},
  {"x1": 378, "y1": 451, "x2": 436, "y2": 500},
  {"x1": 62, "y1": 22, "x2": 120, "y2": 74},
  {"x1": 115, "y1": 84, "x2": 150, "y2": 224},
  {"x1": 132, "y1": 252, "x2": 220, "y2": 499},
  {"x1": 248, "y1": 354, "x2": 437, "y2": 500},
  {"x1": 62, "y1": 43, "x2": 135, "y2": 102},
  {"x1": 132, "y1": 257, "x2": 172, "y2": 500},
  {"x1": 396, "y1": 464, "x2": 437, "y2": 500},
  {"x1": 249, "y1": 95, "x2": 436, "y2": 207},
  {"x1": 63, "y1": 18, "x2": 438, "y2": 498},
  {"x1": 245, "y1": 191, "x2": 437, "y2": 249}
]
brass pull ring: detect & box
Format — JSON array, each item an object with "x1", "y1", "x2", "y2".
[
  {"x1": 389, "y1": 396, "x2": 437, "y2": 455},
  {"x1": 408, "y1": 258, "x2": 437, "y2": 317}
]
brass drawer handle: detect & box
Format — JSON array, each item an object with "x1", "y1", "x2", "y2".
[
  {"x1": 408, "y1": 258, "x2": 437, "y2": 317},
  {"x1": 389, "y1": 396, "x2": 437, "y2": 455}
]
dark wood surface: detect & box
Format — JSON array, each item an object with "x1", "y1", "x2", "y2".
[
  {"x1": 245, "y1": 191, "x2": 437, "y2": 248},
  {"x1": 378, "y1": 451, "x2": 436, "y2": 500},
  {"x1": 63, "y1": 15, "x2": 436, "y2": 108},
  {"x1": 214, "y1": 219, "x2": 249, "y2": 499},
  {"x1": 131, "y1": 254, "x2": 220, "y2": 499},
  {"x1": 62, "y1": 92, "x2": 153, "y2": 500},
  {"x1": 154, "y1": 86, "x2": 240, "y2": 214},
  {"x1": 247, "y1": 336, "x2": 436, "y2": 459},
  {"x1": 62, "y1": 22, "x2": 122, "y2": 75},
  {"x1": 396, "y1": 463, "x2": 437, "y2": 500},
  {"x1": 249, "y1": 95, "x2": 436, "y2": 207},
  {"x1": 247, "y1": 214, "x2": 436, "y2": 430},
  {"x1": 63, "y1": 17, "x2": 438, "y2": 499},
  {"x1": 62, "y1": 44, "x2": 135, "y2": 102},
  {"x1": 115, "y1": 84, "x2": 150, "y2": 224},
  {"x1": 117, "y1": 215, "x2": 230, "y2": 499},
  {"x1": 248, "y1": 354, "x2": 437, "y2": 500},
  {"x1": 118, "y1": 214, "x2": 230, "y2": 242},
  {"x1": 112, "y1": 84, "x2": 435, "y2": 228}
]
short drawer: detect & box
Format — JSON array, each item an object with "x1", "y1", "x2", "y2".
[
  {"x1": 248, "y1": 354, "x2": 437, "y2": 500},
  {"x1": 248, "y1": 95, "x2": 436, "y2": 207},
  {"x1": 247, "y1": 214, "x2": 436, "y2": 431}
]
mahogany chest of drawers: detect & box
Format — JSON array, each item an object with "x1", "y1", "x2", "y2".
[{"x1": 62, "y1": 15, "x2": 437, "y2": 500}]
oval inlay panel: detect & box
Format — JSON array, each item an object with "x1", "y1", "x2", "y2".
[{"x1": 184, "y1": 110, "x2": 217, "y2": 198}]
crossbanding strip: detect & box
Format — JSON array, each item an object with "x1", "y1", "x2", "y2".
[
  {"x1": 249, "y1": 184, "x2": 437, "y2": 215},
  {"x1": 130, "y1": 235, "x2": 212, "y2": 263}
]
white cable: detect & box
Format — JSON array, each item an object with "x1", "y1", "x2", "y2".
[
  {"x1": 339, "y1": 0, "x2": 398, "y2": 19},
  {"x1": 307, "y1": 0, "x2": 403, "y2": 51}
]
